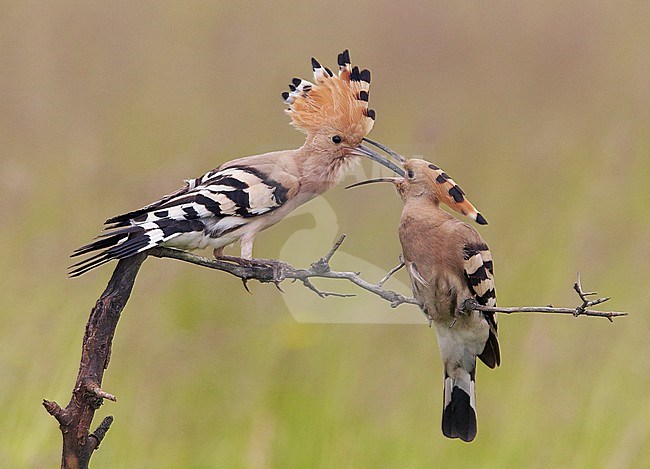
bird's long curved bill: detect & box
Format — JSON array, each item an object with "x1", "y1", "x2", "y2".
[
  {"x1": 351, "y1": 145, "x2": 405, "y2": 176},
  {"x1": 345, "y1": 177, "x2": 399, "y2": 190},
  {"x1": 362, "y1": 137, "x2": 407, "y2": 164}
]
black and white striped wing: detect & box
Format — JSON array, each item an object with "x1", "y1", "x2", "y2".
[
  {"x1": 463, "y1": 242, "x2": 500, "y2": 368},
  {"x1": 462, "y1": 243, "x2": 496, "y2": 307},
  {"x1": 70, "y1": 165, "x2": 294, "y2": 276}
]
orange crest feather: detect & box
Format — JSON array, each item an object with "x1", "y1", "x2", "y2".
[
  {"x1": 420, "y1": 161, "x2": 488, "y2": 225},
  {"x1": 282, "y1": 50, "x2": 375, "y2": 141}
]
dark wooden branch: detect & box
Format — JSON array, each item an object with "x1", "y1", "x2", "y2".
[
  {"x1": 45, "y1": 236, "x2": 627, "y2": 466},
  {"x1": 44, "y1": 252, "x2": 147, "y2": 468}
]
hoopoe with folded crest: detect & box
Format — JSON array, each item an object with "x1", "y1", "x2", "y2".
[
  {"x1": 349, "y1": 143, "x2": 499, "y2": 442},
  {"x1": 70, "y1": 50, "x2": 401, "y2": 276}
]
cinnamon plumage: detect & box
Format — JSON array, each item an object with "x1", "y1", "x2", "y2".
[{"x1": 349, "y1": 147, "x2": 499, "y2": 442}]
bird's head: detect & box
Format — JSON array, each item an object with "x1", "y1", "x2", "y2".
[
  {"x1": 346, "y1": 141, "x2": 488, "y2": 225},
  {"x1": 283, "y1": 50, "x2": 402, "y2": 177}
]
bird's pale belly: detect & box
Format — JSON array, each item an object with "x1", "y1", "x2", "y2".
[{"x1": 162, "y1": 231, "x2": 237, "y2": 251}]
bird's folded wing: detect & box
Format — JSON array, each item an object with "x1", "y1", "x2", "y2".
[
  {"x1": 104, "y1": 165, "x2": 299, "y2": 229},
  {"x1": 462, "y1": 242, "x2": 496, "y2": 308},
  {"x1": 462, "y1": 241, "x2": 500, "y2": 368}
]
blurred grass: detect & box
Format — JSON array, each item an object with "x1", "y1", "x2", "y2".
[{"x1": 1, "y1": 1, "x2": 649, "y2": 467}]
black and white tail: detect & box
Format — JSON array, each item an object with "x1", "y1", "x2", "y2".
[
  {"x1": 69, "y1": 219, "x2": 203, "y2": 277},
  {"x1": 441, "y1": 368, "x2": 477, "y2": 442}
]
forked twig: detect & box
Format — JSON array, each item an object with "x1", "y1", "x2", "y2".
[
  {"x1": 150, "y1": 235, "x2": 420, "y2": 308},
  {"x1": 459, "y1": 273, "x2": 627, "y2": 322}
]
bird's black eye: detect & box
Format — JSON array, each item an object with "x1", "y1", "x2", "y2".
[
  {"x1": 407, "y1": 170, "x2": 415, "y2": 179},
  {"x1": 332, "y1": 135, "x2": 342, "y2": 144}
]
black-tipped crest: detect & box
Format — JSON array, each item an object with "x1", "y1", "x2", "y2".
[
  {"x1": 421, "y1": 160, "x2": 488, "y2": 225},
  {"x1": 338, "y1": 49, "x2": 351, "y2": 67},
  {"x1": 284, "y1": 50, "x2": 375, "y2": 139}
]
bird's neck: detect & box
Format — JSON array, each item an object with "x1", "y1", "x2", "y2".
[
  {"x1": 296, "y1": 142, "x2": 357, "y2": 195},
  {"x1": 402, "y1": 197, "x2": 451, "y2": 225}
]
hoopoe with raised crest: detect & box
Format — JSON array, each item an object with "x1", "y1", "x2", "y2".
[
  {"x1": 70, "y1": 50, "x2": 402, "y2": 276},
  {"x1": 349, "y1": 141, "x2": 499, "y2": 442}
]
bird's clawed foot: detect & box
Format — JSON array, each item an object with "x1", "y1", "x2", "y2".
[
  {"x1": 458, "y1": 298, "x2": 478, "y2": 315},
  {"x1": 451, "y1": 298, "x2": 479, "y2": 327},
  {"x1": 214, "y1": 252, "x2": 286, "y2": 289}
]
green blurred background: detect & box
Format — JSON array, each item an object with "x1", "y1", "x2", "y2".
[{"x1": 1, "y1": 1, "x2": 649, "y2": 467}]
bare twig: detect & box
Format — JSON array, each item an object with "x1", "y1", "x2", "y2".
[
  {"x1": 42, "y1": 399, "x2": 70, "y2": 426},
  {"x1": 460, "y1": 300, "x2": 627, "y2": 321},
  {"x1": 573, "y1": 272, "x2": 612, "y2": 312},
  {"x1": 378, "y1": 257, "x2": 405, "y2": 288},
  {"x1": 88, "y1": 416, "x2": 114, "y2": 451},
  {"x1": 459, "y1": 274, "x2": 627, "y2": 321},
  {"x1": 299, "y1": 278, "x2": 355, "y2": 298},
  {"x1": 86, "y1": 382, "x2": 117, "y2": 402},
  {"x1": 322, "y1": 234, "x2": 347, "y2": 264}
]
